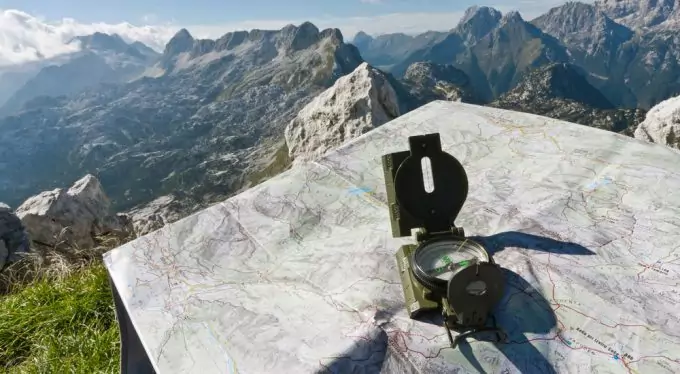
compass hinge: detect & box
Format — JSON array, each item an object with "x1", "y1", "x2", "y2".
[{"x1": 415, "y1": 227, "x2": 465, "y2": 242}]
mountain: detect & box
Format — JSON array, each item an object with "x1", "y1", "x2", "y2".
[
  {"x1": 597, "y1": 0, "x2": 680, "y2": 30},
  {"x1": 0, "y1": 23, "x2": 363, "y2": 212},
  {"x1": 533, "y1": 2, "x2": 680, "y2": 109},
  {"x1": 352, "y1": 4, "x2": 680, "y2": 110},
  {"x1": 401, "y1": 61, "x2": 480, "y2": 104},
  {"x1": 0, "y1": 33, "x2": 160, "y2": 116},
  {"x1": 349, "y1": 31, "x2": 447, "y2": 70},
  {"x1": 455, "y1": 5, "x2": 503, "y2": 46},
  {"x1": 634, "y1": 93, "x2": 680, "y2": 149},
  {"x1": 357, "y1": 7, "x2": 570, "y2": 103},
  {"x1": 491, "y1": 63, "x2": 646, "y2": 135}
]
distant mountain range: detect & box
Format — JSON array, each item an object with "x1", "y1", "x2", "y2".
[
  {"x1": 1, "y1": 1, "x2": 679, "y2": 220},
  {"x1": 0, "y1": 33, "x2": 160, "y2": 115},
  {"x1": 352, "y1": 2, "x2": 680, "y2": 110},
  {"x1": 0, "y1": 23, "x2": 363, "y2": 211}
]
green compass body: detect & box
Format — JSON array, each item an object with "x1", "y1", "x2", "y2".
[{"x1": 383, "y1": 133, "x2": 506, "y2": 347}]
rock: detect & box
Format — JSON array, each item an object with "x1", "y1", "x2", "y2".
[
  {"x1": 126, "y1": 194, "x2": 192, "y2": 236},
  {"x1": 0, "y1": 241, "x2": 6, "y2": 270},
  {"x1": 15, "y1": 175, "x2": 132, "y2": 249},
  {"x1": 284, "y1": 62, "x2": 400, "y2": 162},
  {"x1": 596, "y1": 0, "x2": 680, "y2": 30},
  {"x1": 0, "y1": 203, "x2": 30, "y2": 268},
  {"x1": 491, "y1": 63, "x2": 646, "y2": 135},
  {"x1": 634, "y1": 95, "x2": 680, "y2": 149},
  {"x1": 402, "y1": 62, "x2": 479, "y2": 104}
]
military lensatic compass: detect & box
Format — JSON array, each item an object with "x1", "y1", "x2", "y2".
[{"x1": 382, "y1": 133, "x2": 507, "y2": 348}]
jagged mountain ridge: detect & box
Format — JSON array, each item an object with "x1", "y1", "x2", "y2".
[
  {"x1": 0, "y1": 23, "x2": 363, "y2": 211},
  {"x1": 354, "y1": 2, "x2": 680, "y2": 109},
  {"x1": 380, "y1": 7, "x2": 571, "y2": 103},
  {"x1": 597, "y1": 0, "x2": 680, "y2": 30}
]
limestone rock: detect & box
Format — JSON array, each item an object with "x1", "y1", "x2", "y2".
[
  {"x1": 284, "y1": 62, "x2": 400, "y2": 162},
  {"x1": 126, "y1": 194, "x2": 189, "y2": 236},
  {"x1": 634, "y1": 94, "x2": 680, "y2": 150},
  {"x1": 15, "y1": 175, "x2": 132, "y2": 249}
]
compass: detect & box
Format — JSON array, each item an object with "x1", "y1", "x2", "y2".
[{"x1": 382, "y1": 133, "x2": 507, "y2": 348}]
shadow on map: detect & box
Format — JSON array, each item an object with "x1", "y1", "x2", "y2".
[
  {"x1": 314, "y1": 304, "x2": 398, "y2": 374},
  {"x1": 472, "y1": 231, "x2": 595, "y2": 256},
  {"x1": 316, "y1": 232, "x2": 581, "y2": 373},
  {"x1": 316, "y1": 268, "x2": 559, "y2": 374}
]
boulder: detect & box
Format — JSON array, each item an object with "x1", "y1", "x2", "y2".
[
  {"x1": 284, "y1": 62, "x2": 400, "y2": 162},
  {"x1": 15, "y1": 174, "x2": 132, "y2": 249},
  {"x1": 0, "y1": 203, "x2": 30, "y2": 268},
  {"x1": 634, "y1": 94, "x2": 680, "y2": 150}
]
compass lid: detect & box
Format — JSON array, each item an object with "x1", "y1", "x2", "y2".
[{"x1": 390, "y1": 133, "x2": 469, "y2": 235}]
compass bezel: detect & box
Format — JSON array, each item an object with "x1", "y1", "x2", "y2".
[{"x1": 410, "y1": 236, "x2": 491, "y2": 295}]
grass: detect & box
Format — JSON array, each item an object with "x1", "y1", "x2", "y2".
[{"x1": 0, "y1": 234, "x2": 129, "y2": 373}]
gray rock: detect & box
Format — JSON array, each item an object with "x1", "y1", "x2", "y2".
[
  {"x1": 634, "y1": 94, "x2": 680, "y2": 149},
  {"x1": 15, "y1": 175, "x2": 132, "y2": 249},
  {"x1": 285, "y1": 63, "x2": 400, "y2": 162},
  {"x1": 0, "y1": 203, "x2": 30, "y2": 267},
  {"x1": 0, "y1": 240, "x2": 6, "y2": 269},
  {"x1": 126, "y1": 194, "x2": 194, "y2": 236}
]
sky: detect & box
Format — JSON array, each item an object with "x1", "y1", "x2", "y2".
[{"x1": 0, "y1": 0, "x2": 586, "y2": 67}]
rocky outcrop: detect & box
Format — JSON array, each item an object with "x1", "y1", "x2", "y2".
[
  {"x1": 634, "y1": 94, "x2": 680, "y2": 149},
  {"x1": 596, "y1": 0, "x2": 680, "y2": 30},
  {"x1": 126, "y1": 194, "x2": 194, "y2": 236},
  {"x1": 284, "y1": 62, "x2": 400, "y2": 162},
  {"x1": 15, "y1": 175, "x2": 132, "y2": 249},
  {"x1": 491, "y1": 63, "x2": 646, "y2": 135},
  {"x1": 402, "y1": 62, "x2": 479, "y2": 104},
  {"x1": 0, "y1": 203, "x2": 30, "y2": 269}
]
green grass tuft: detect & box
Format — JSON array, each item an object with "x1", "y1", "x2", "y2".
[
  {"x1": 0, "y1": 234, "x2": 130, "y2": 373},
  {"x1": 0, "y1": 263, "x2": 119, "y2": 373}
]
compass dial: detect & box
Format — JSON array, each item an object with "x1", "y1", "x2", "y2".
[{"x1": 411, "y1": 237, "x2": 489, "y2": 290}]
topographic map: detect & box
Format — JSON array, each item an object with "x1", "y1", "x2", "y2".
[{"x1": 105, "y1": 101, "x2": 680, "y2": 373}]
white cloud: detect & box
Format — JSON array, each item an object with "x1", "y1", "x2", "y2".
[
  {"x1": 0, "y1": 1, "x2": 589, "y2": 68},
  {"x1": 0, "y1": 9, "x2": 176, "y2": 67}
]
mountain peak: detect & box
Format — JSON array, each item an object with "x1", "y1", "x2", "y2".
[
  {"x1": 174, "y1": 28, "x2": 193, "y2": 40},
  {"x1": 164, "y1": 28, "x2": 195, "y2": 56},
  {"x1": 501, "y1": 10, "x2": 525, "y2": 24},
  {"x1": 277, "y1": 22, "x2": 322, "y2": 52},
  {"x1": 459, "y1": 6, "x2": 503, "y2": 26},
  {"x1": 74, "y1": 32, "x2": 130, "y2": 53},
  {"x1": 455, "y1": 5, "x2": 503, "y2": 45}
]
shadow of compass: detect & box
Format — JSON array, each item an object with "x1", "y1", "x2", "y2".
[
  {"x1": 472, "y1": 231, "x2": 595, "y2": 256},
  {"x1": 316, "y1": 232, "x2": 589, "y2": 373}
]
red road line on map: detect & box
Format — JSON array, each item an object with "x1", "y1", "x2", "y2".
[{"x1": 544, "y1": 253, "x2": 637, "y2": 374}]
